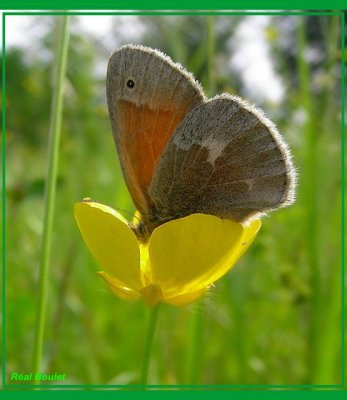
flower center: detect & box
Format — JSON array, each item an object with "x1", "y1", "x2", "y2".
[{"x1": 140, "y1": 284, "x2": 163, "y2": 306}]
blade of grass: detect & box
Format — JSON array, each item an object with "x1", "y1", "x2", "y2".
[
  {"x1": 341, "y1": 14, "x2": 345, "y2": 385},
  {"x1": 185, "y1": 302, "x2": 205, "y2": 383},
  {"x1": 296, "y1": 16, "x2": 321, "y2": 384},
  {"x1": 2, "y1": 11, "x2": 7, "y2": 387},
  {"x1": 32, "y1": 15, "x2": 70, "y2": 383},
  {"x1": 207, "y1": 14, "x2": 215, "y2": 97},
  {"x1": 226, "y1": 276, "x2": 248, "y2": 383},
  {"x1": 311, "y1": 15, "x2": 342, "y2": 385}
]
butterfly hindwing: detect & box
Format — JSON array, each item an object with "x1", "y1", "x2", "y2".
[{"x1": 149, "y1": 94, "x2": 296, "y2": 222}]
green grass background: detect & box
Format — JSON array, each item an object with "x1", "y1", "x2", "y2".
[{"x1": 2, "y1": 14, "x2": 344, "y2": 385}]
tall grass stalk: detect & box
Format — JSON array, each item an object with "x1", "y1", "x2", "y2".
[
  {"x1": 296, "y1": 17, "x2": 321, "y2": 383},
  {"x1": 32, "y1": 16, "x2": 70, "y2": 383},
  {"x1": 226, "y1": 278, "x2": 248, "y2": 383},
  {"x1": 341, "y1": 14, "x2": 346, "y2": 385},
  {"x1": 207, "y1": 15, "x2": 216, "y2": 96},
  {"x1": 186, "y1": 303, "x2": 205, "y2": 383},
  {"x1": 2, "y1": 12, "x2": 7, "y2": 387},
  {"x1": 311, "y1": 15, "x2": 341, "y2": 384}
]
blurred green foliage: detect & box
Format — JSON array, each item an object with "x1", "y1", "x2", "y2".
[{"x1": 2, "y1": 14, "x2": 343, "y2": 385}]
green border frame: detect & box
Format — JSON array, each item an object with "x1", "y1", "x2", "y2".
[
  {"x1": 0, "y1": 0, "x2": 346, "y2": 9},
  {"x1": 1, "y1": 5, "x2": 345, "y2": 395}
]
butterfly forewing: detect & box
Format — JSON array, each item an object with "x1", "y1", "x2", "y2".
[
  {"x1": 149, "y1": 94, "x2": 296, "y2": 223},
  {"x1": 106, "y1": 45, "x2": 205, "y2": 215}
]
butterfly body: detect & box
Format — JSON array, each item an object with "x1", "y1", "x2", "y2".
[{"x1": 106, "y1": 44, "x2": 296, "y2": 241}]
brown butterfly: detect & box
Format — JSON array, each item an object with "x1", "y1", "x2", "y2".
[{"x1": 106, "y1": 44, "x2": 296, "y2": 240}]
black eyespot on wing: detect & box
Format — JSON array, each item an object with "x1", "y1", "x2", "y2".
[{"x1": 126, "y1": 79, "x2": 135, "y2": 89}]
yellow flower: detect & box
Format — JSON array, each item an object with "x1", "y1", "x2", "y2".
[{"x1": 74, "y1": 200, "x2": 261, "y2": 307}]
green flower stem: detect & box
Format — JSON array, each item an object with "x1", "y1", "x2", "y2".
[
  {"x1": 140, "y1": 303, "x2": 161, "y2": 385},
  {"x1": 32, "y1": 16, "x2": 70, "y2": 383}
]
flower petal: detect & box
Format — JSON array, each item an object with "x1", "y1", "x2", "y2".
[
  {"x1": 97, "y1": 271, "x2": 140, "y2": 300},
  {"x1": 199, "y1": 219, "x2": 261, "y2": 289},
  {"x1": 237, "y1": 219, "x2": 261, "y2": 259},
  {"x1": 74, "y1": 201, "x2": 142, "y2": 291},
  {"x1": 148, "y1": 213, "x2": 246, "y2": 297},
  {"x1": 164, "y1": 288, "x2": 207, "y2": 306}
]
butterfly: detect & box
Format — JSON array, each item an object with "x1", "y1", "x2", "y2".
[{"x1": 106, "y1": 44, "x2": 296, "y2": 240}]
